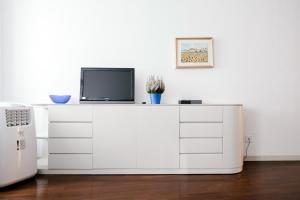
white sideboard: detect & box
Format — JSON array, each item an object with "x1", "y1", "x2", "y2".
[{"x1": 41, "y1": 104, "x2": 244, "y2": 174}]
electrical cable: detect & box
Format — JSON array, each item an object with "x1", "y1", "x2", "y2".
[{"x1": 244, "y1": 137, "x2": 251, "y2": 161}]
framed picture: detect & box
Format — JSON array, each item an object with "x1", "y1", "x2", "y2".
[{"x1": 176, "y1": 37, "x2": 214, "y2": 68}]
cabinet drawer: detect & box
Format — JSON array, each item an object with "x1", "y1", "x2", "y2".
[
  {"x1": 49, "y1": 138, "x2": 92, "y2": 153},
  {"x1": 180, "y1": 154, "x2": 223, "y2": 168},
  {"x1": 180, "y1": 106, "x2": 223, "y2": 122},
  {"x1": 48, "y1": 154, "x2": 92, "y2": 169},
  {"x1": 180, "y1": 123, "x2": 222, "y2": 138},
  {"x1": 180, "y1": 138, "x2": 222, "y2": 153},
  {"x1": 48, "y1": 106, "x2": 93, "y2": 122},
  {"x1": 49, "y1": 123, "x2": 92, "y2": 138}
]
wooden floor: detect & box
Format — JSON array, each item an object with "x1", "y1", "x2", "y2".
[{"x1": 1, "y1": 162, "x2": 300, "y2": 200}]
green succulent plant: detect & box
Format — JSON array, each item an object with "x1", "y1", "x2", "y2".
[{"x1": 146, "y1": 75, "x2": 165, "y2": 94}]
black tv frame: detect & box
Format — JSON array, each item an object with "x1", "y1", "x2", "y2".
[{"x1": 80, "y1": 68, "x2": 135, "y2": 104}]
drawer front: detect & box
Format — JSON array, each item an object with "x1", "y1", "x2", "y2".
[
  {"x1": 48, "y1": 106, "x2": 93, "y2": 122},
  {"x1": 180, "y1": 138, "x2": 223, "y2": 153},
  {"x1": 48, "y1": 154, "x2": 92, "y2": 169},
  {"x1": 180, "y1": 123, "x2": 223, "y2": 138},
  {"x1": 49, "y1": 123, "x2": 92, "y2": 138},
  {"x1": 180, "y1": 154, "x2": 223, "y2": 168},
  {"x1": 49, "y1": 138, "x2": 92, "y2": 153},
  {"x1": 180, "y1": 106, "x2": 223, "y2": 122}
]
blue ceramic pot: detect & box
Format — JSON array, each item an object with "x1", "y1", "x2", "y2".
[{"x1": 150, "y1": 93, "x2": 161, "y2": 104}]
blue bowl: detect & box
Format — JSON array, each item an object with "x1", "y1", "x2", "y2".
[{"x1": 49, "y1": 95, "x2": 71, "y2": 104}]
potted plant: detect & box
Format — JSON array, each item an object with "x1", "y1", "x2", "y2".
[{"x1": 146, "y1": 75, "x2": 165, "y2": 104}]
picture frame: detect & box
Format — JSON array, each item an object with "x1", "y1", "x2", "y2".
[{"x1": 176, "y1": 37, "x2": 214, "y2": 68}]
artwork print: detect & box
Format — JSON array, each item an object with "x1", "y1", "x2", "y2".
[{"x1": 176, "y1": 37, "x2": 214, "y2": 68}]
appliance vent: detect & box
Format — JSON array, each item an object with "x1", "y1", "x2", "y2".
[{"x1": 5, "y1": 109, "x2": 31, "y2": 127}]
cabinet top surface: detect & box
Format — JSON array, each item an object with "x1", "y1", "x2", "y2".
[{"x1": 33, "y1": 103, "x2": 243, "y2": 107}]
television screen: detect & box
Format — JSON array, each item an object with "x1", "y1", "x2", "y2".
[{"x1": 80, "y1": 68, "x2": 135, "y2": 103}]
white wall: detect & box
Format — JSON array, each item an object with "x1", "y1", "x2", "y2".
[
  {"x1": 0, "y1": 0, "x2": 3, "y2": 100},
  {"x1": 1, "y1": 0, "x2": 300, "y2": 158}
]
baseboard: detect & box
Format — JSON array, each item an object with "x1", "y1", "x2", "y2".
[
  {"x1": 38, "y1": 167, "x2": 243, "y2": 175},
  {"x1": 245, "y1": 155, "x2": 300, "y2": 161}
]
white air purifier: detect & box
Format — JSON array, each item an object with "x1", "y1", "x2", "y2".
[{"x1": 0, "y1": 103, "x2": 37, "y2": 188}]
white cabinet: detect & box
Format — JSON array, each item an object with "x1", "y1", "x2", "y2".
[
  {"x1": 48, "y1": 105, "x2": 93, "y2": 170},
  {"x1": 49, "y1": 154, "x2": 92, "y2": 169},
  {"x1": 179, "y1": 106, "x2": 224, "y2": 169},
  {"x1": 180, "y1": 106, "x2": 223, "y2": 122},
  {"x1": 180, "y1": 123, "x2": 223, "y2": 138},
  {"x1": 137, "y1": 106, "x2": 179, "y2": 168},
  {"x1": 180, "y1": 138, "x2": 223, "y2": 153},
  {"x1": 45, "y1": 104, "x2": 244, "y2": 174},
  {"x1": 222, "y1": 106, "x2": 244, "y2": 168},
  {"x1": 49, "y1": 138, "x2": 92, "y2": 154},
  {"x1": 93, "y1": 106, "x2": 139, "y2": 168},
  {"x1": 92, "y1": 106, "x2": 179, "y2": 169},
  {"x1": 180, "y1": 154, "x2": 223, "y2": 169},
  {"x1": 49, "y1": 123, "x2": 92, "y2": 138},
  {"x1": 48, "y1": 105, "x2": 93, "y2": 122}
]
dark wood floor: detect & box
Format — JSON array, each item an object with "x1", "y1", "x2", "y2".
[{"x1": 1, "y1": 162, "x2": 300, "y2": 200}]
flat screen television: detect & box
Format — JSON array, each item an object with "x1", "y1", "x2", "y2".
[{"x1": 80, "y1": 68, "x2": 135, "y2": 103}]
